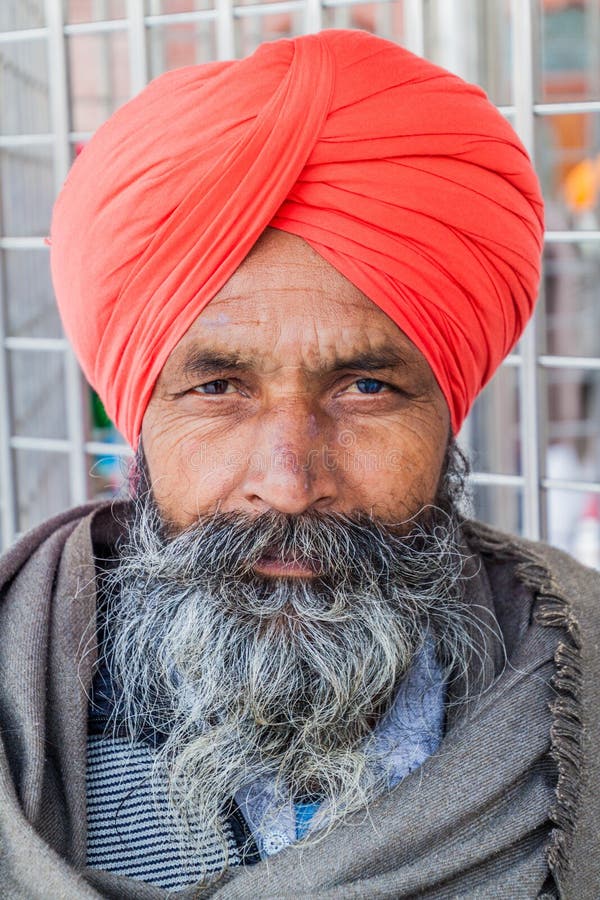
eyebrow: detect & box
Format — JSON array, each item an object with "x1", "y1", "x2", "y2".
[{"x1": 181, "y1": 346, "x2": 410, "y2": 379}]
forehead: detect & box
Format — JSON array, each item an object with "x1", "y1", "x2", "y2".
[{"x1": 161, "y1": 228, "x2": 434, "y2": 379}]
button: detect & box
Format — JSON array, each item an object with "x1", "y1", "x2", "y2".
[{"x1": 263, "y1": 832, "x2": 290, "y2": 855}]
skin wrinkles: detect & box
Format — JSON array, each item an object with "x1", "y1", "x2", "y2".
[{"x1": 142, "y1": 227, "x2": 450, "y2": 532}]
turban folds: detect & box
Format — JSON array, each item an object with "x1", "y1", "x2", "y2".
[{"x1": 50, "y1": 29, "x2": 544, "y2": 448}]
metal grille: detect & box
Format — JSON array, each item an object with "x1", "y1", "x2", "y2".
[{"x1": 1, "y1": 0, "x2": 599, "y2": 565}]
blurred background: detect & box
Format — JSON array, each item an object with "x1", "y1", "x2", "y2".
[{"x1": 0, "y1": 0, "x2": 599, "y2": 565}]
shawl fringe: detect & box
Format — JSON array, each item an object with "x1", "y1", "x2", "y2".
[{"x1": 463, "y1": 519, "x2": 583, "y2": 894}]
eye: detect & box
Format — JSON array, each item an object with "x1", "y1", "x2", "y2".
[
  {"x1": 346, "y1": 378, "x2": 390, "y2": 395},
  {"x1": 192, "y1": 379, "x2": 236, "y2": 395}
]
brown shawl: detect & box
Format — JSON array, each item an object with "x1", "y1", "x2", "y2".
[{"x1": 0, "y1": 500, "x2": 598, "y2": 899}]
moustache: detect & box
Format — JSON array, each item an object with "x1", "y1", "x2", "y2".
[{"x1": 151, "y1": 506, "x2": 438, "y2": 583}]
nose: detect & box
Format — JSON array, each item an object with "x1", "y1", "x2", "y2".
[{"x1": 240, "y1": 404, "x2": 338, "y2": 515}]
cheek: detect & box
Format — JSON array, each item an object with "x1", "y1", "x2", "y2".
[
  {"x1": 176, "y1": 433, "x2": 243, "y2": 497},
  {"x1": 349, "y1": 408, "x2": 448, "y2": 517},
  {"x1": 142, "y1": 426, "x2": 246, "y2": 526}
]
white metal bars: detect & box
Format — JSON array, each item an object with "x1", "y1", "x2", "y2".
[
  {"x1": 45, "y1": 0, "x2": 88, "y2": 512},
  {"x1": 511, "y1": 0, "x2": 542, "y2": 539}
]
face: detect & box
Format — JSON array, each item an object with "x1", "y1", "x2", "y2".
[{"x1": 141, "y1": 228, "x2": 450, "y2": 555}]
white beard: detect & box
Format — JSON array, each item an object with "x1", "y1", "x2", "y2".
[{"x1": 102, "y1": 494, "x2": 475, "y2": 883}]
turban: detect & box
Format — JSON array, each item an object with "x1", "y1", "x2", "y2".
[{"x1": 50, "y1": 29, "x2": 544, "y2": 448}]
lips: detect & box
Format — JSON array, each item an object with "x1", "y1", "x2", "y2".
[{"x1": 254, "y1": 549, "x2": 320, "y2": 577}]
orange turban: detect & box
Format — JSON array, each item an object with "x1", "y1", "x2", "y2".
[{"x1": 50, "y1": 29, "x2": 544, "y2": 448}]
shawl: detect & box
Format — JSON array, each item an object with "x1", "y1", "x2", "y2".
[{"x1": 0, "y1": 500, "x2": 598, "y2": 898}]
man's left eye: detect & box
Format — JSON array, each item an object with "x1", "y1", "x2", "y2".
[
  {"x1": 348, "y1": 378, "x2": 389, "y2": 394},
  {"x1": 192, "y1": 379, "x2": 235, "y2": 395}
]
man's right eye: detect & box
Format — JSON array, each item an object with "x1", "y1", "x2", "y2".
[{"x1": 192, "y1": 379, "x2": 236, "y2": 395}]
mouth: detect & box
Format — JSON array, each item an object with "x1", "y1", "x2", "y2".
[{"x1": 253, "y1": 550, "x2": 320, "y2": 578}]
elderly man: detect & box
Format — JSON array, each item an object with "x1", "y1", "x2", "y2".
[{"x1": 0, "y1": 29, "x2": 598, "y2": 900}]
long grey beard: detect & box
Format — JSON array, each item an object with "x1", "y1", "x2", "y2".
[{"x1": 102, "y1": 461, "x2": 479, "y2": 882}]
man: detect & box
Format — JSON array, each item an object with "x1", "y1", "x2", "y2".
[{"x1": 0, "y1": 28, "x2": 598, "y2": 899}]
